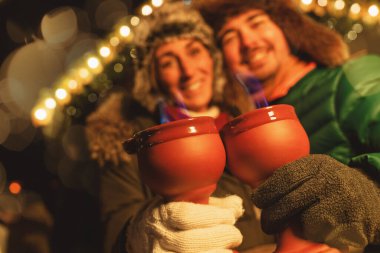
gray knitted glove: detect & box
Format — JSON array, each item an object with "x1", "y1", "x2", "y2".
[{"x1": 252, "y1": 154, "x2": 380, "y2": 248}]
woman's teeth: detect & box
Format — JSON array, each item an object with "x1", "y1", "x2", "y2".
[
  {"x1": 183, "y1": 81, "x2": 201, "y2": 91},
  {"x1": 251, "y1": 51, "x2": 266, "y2": 62}
]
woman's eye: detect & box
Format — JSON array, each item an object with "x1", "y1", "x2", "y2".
[
  {"x1": 160, "y1": 60, "x2": 173, "y2": 69},
  {"x1": 189, "y1": 47, "x2": 201, "y2": 56}
]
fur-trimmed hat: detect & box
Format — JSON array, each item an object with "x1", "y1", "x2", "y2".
[
  {"x1": 132, "y1": 0, "x2": 226, "y2": 112},
  {"x1": 194, "y1": 0, "x2": 350, "y2": 67}
]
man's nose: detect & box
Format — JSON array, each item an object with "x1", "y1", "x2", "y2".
[{"x1": 239, "y1": 27, "x2": 255, "y2": 50}]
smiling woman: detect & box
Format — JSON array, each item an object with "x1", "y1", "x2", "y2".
[{"x1": 154, "y1": 38, "x2": 214, "y2": 112}]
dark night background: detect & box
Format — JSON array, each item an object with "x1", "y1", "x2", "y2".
[
  {"x1": 0, "y1": 0, "x2": 143, "y2": 252},
  {"x1": 0, "y1": 1, "x2": 98, "y2": 252},
  {"x1": 0, "y1": 0, "x2": 379, "y2": 252}
]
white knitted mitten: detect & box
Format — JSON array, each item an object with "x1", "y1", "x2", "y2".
[{"x1": 126, "y1": 195, "x2": 244, "y2": 253}]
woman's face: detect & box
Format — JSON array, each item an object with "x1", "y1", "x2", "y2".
[{"x1": 154, "y1": 38, "x2": 214, "y2": 112}]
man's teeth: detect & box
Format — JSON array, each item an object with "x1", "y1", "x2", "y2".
[{"x1": 184, "y1": 81, "x2": 201, "y2": 91}]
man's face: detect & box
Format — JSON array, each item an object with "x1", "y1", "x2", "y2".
[
  {"x1": 155, "y1": 38, "x2": 214, "y2": 112},
  {"x1": 219, "y1": 9, "x2": 292, "y2": 83}
]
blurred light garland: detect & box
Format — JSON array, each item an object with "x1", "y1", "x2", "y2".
[
  {"x1": 31, "y1": 0, "x2": 163, "y2": 127},
  {"x1": 296, "y1": 0, "x2": 380, "y2": 42},
  {"x1": 31, "y1": 0, "x2": 380, "y2": 127}
]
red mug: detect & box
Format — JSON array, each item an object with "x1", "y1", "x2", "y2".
[
  {"x1": 221, "y1": 104, "x2": 344, "y2": 253},
  {"x1": 124, "y1": 116, "x2": 226, "y2": 204},
  {"x1": 221, "y1": 104, "x2": 309, "y2": 188}
]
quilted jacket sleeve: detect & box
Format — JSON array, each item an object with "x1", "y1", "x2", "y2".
[{"x1": 337, "y1": 55, "x2": 380, "y2": 180}]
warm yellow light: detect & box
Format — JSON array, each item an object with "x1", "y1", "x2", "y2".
[
  {"x1": 299, "y1": 0, "x2": 314, "y2": 12},
  {"x1": 79, "y1": 68, "x2": 90, "y2": 79},
  {"x1": 141, "y1": 4, "x2": 153, "y2": 16},
  {"x1": 130, "y1": 16, "x2": 140, "y2": 26},
  {"x1": 350, "y1": 3, "x2": 361, "y2": 14},
  {"x1": 87, "y1": 56, "x2": 100, "y2": 69},
  {"x1": 114, "y1": 63, "x2": 124, "y2": 73},
  {"x1": 119, "y1": 25, "x2": 131, "y2": 37},
  {"x1": 368, "y1": 4, "x2": 379, "y2": 17},
  {"x1": 68, "y1": 79, "x2": 78, "y2": 90},
  {"x1": 34, "y1": 108, "x2": 48, "y2": 121},
  {"x1": 334, "y1": 0, "x2": 345, "y2": 10},
  {"x1": 31, "y1": 105, "x2": 53, "y2": 126},
  {"x1": 347, "y1": 30, "x2": 358, "y2": 40},
  {"x1": 352, "y1": 23, "x2": 363, "y2": 33},
  {"x1": 64, "y1": 78, "x2": 83, "y2": 94},
  {"x1": 55, "y1": 88, "x2": 68, "y2": 100},
  {"x1": 110, "y1": 36, "x2": 120, "y2": 47},
  {"x1": 151, "y1": 0, "x2": 163, "y2": 7},
  {"x1": 317, "y1": 0, "x2": 327, "y2": 7},
  {"x1": 301, "y1": 0, "x2": 313, "y2": 5},
  {"x1": 73, "y1": 67, "x2": 94, "y2": 84},
  {"x1": 44, "y1": 98, "x2": 56, "y2": 109},
  {"x1": 99, "y1": 46, "x2": 111, "y2": 57}
]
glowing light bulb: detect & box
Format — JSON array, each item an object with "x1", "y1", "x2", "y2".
[
  {"x1": 114, "y1": 63, "x2": 124, "y2": 73},
  {"x1": 152, "y1": 0, "x2": 163, "y2": 7},
  {"x1": 55, "y1": 88, "x2": 68, "y2": 100},
  {"x1": 317, "y1": 0, "x2": 328, "y2": 7},
  {"x1": 34, "y1": 108, "x2": 48, "y2": 121},
  {"x1": 87, "y1": 56, "x2": 100, "y2": 69},
  {"x1": 141, "y1": 5, "x2": 153, "y2": 16},
  {"x1": 350, "y1": 3, "x2": 361, "y2": 14},
  {"x1": 44, "y1": 98, "x2": 56, "y2": 109},
  {"x1": 119, "y1": 25, "x2": 131, "y2": 37},
  {"x1": 301, "y1": 0, "x2": 313, "y2": 5},
  {"x1": 368, "y1": 4, "x2": 379, "y2": 17},
  {"x1": 130, "y1": 16, "x2": 140, "y2": 26},
  {"x1": 347, "y1": 30, "x2": 358, "y2": 40},
  {"x1": 68, "y1": 80, "x2": 78, "y2": 90},
  {"x1": 79, "y1": 68, "x2": 90, "y2": 79},
  {"x1": 110, "y1": 36, "x2": 120, "y2": 47},
  {"x1": 334, "y1": 0, "x2": 345, "y2": 10},
  {"x1": 352, "y1": 23, "x2": 363, "y2": 33},
  {"x1": 99, "y1": 46, "x2": 111, "y2": 58},
  {"x1": 300, "y1": 0, "x2": 314, "y2": 12}
]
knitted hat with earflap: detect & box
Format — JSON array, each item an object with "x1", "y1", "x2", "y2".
[
  {"x1": 194, "y1": 0, "x2": 350, "y2": 68},
  {"x1": 132, "y1": 0, "x2": 226, "y2": 112}
]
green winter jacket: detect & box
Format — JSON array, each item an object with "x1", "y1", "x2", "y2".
[{"x1": 274, "y1": 55, "x2": 380, "y2": 181}]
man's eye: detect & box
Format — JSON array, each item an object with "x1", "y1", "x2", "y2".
[
  {"x1": 249, "y1": 20, "x2": 264, "y2": 30},
  {"x1": 221, "y1": 34, "x2": 237, "y2": 46}
]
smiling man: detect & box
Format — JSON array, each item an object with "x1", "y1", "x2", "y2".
[
  {"x1": 196, "y1": 0, "x2": 380, "y2": 252},
  {"x1": 218, "y1": 9, "x2": 316, "y2": 101}
]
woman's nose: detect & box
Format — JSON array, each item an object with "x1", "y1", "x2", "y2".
[{"x1": 179, "y1": 59, "x2": 195, "y2": 80}]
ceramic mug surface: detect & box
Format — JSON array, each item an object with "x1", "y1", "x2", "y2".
[
  {"x1": 125, "y1": 116, "x2": 226, "y2": 204},
  {"x1": 221, "y1": 104, "x2": 310, "y2": 188}
]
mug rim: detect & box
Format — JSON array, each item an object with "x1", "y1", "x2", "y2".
[
  {"x1": 128, "y1": 116, "x2": 219, "y2": 152},
  {"x1": 220, "y1": 104, "x2": 298, "y2": 136}
]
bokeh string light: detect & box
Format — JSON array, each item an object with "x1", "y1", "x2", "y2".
[
  {"x1": 31, "y1": 0, "x2": 380, "y2": 127},
  {"x1": 296, "y1": 0, "x2": 380, "y2": 42}
]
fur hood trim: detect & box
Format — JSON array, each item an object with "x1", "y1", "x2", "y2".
[{"x1": 194, "y1": 0, "x2": 349, "y2": 67}]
